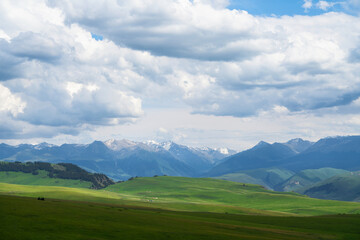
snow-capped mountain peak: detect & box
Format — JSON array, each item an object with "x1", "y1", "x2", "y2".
[
  {"x1": 34, "y1": 142, "x2": 55, "y2": 150},
  {"x1": 217, "y1": 147, "x2": 229, "y2": 155},
  {"x1": 160, "y1": 141, "x2": 173, "y2": 151},
  {"x1": 104, "y1": 139, "x2": 137, "y2": 151}
]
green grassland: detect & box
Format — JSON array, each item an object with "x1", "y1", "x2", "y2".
[
  {"x1": 1, "y1": 194, "x2": 360, "y2": 240},
  {"x1": 106, "y1": 176, "x2": 360, "y2": 216},
  {"x1": 0, "y1": 171, "x2": 92, "y2": 188},
  {"x1": 1, "y1": 176, "x2": 360, "y2": 216}
]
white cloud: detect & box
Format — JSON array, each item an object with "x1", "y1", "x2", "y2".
[
  {"x1": 48, "y1": 0, "x2": 259, "y2": 61},
  {"x1": 0, "y1": 0, "x2": 145, "y2": 134},
  {"x1": 273, "y1": 105, "x2": 290, "y2": 114},
  {"x1": 0, "y1": 84, "x2": 26, "y2": 116},
  {"x1": 302, "y1": 0, "x2": 313, "y2": 11},
  {"x1": 0, "y1": 30, "x2": 10, "y2": 42},
  {"x1": 66, "y1": 82, "x2": 84, "y2": 97},
  {"x1": 194, "y1": 0, "x2": 230, "y2": 8},
  {"x1": 317, "y1": 1, "x2": 334, "y2": 10},
  {"x1": 0, "y1": 0, "x2": 360, "y2": 145},
  {"x1": 316, "y1": 1, "x2": 345, "y2": 11}
]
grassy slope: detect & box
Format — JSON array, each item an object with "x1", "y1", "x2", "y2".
[
  {"x1": 1, "y1": 194, "x2": 360, "y2": 240},
  {"x1": 1, "y1": 176, "x2": 360, "y2": 216},
  {"x1": 277, "y1": 168, "x2": 349, "y2": 192},
  {"x1": 107, "y1": 176, "x2": 360, "y2": 216},
  {"x1": 215, "y1": 172, "x2": 265, "y2": 186},
  {"x1": 300, "y1": 172, "x2": 360, "y2": 201},
  {"x1": 0, "y1": 171, "x2": 92, "y2": 188}
]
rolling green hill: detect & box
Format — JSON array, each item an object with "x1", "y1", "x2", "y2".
[
  {"x1": 2, "y1": 195, "x2": 360, "y2": 240},
  {"x1": 0, "y1": 161, "x2": 114, "y2": 189},
  {"x1": 0, "y1": 171, "x2": 92, "y2": 188},
  {"x1": 104, "y1": 176, "x2": 360, "y2": 216},
  {"x1": 1, "y1": 176, "x2": 360, "y2": 216},
  {"x1": 275, "y1": 168, "x2": 349, "y2": 192},
  {"x1": 300, "y1": 172, "x2": 360, "y2": 201}
]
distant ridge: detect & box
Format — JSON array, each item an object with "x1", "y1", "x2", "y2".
[
  {"x1": 283, "y1": 138, "x2": 314, "y2": 153},
  {"x1": 206, "y1": 140, "x2": 299, "y2": 177},
  {"x1": 282, "y1": 135, "x2": 360, "y2": 171},
  {"x1": 206, "y1": 136, "x2": 360, "y2": 177},
  {"x1": 0, "y1": 139, "x2": 234, "y2": 180}
]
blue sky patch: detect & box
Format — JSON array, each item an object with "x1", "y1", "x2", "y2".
[
  {"x1": 227, "y1": 0, "x2": 353, "y2": 16},
  {"x1": 91, "y1": 33, "x2": 103, "y2": 41}
]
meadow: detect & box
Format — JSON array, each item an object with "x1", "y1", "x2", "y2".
[
  {"x1": 1, "y1": 194, "x2": 360, "y2": 240},
  {"x1": 0, "y1": 171, "x2": 92, "y2": 188},
  {"x1": 1, "y1": 176, "x2": 360, "y2": 216},
  {"x1": 2, "y1": 175, "x2": 360, "y2": 239}
]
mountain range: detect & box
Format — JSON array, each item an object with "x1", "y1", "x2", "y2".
[
  {"x1": 208, "y1": 135, "x2": 360, "y2": 201},
  {"x1": 0, "y1": 139, "x2": 235, "y2": 180},
  {"x1": 207, "y1": 136, "x2": 360, "y2": 177},
  {"x1": 1, "y1": 135, "x2": 360, "y2": 201}
]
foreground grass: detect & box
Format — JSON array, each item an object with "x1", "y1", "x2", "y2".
[{"x1": 1, "y1": 195, "x2": 360, "y2": 240}]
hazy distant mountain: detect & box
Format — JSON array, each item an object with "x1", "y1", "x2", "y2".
[
  {"x1": 206, "y1": 141, "x2": 298, "y2": 177},
  {"x1": 0, "y1": 139, "x2": 233, "y2": 180},
  {"x1": 206, "y1": 136, "x2": 360, "y2": 201},
  {"x1": 148, "y1": 141, "x2": 234, "y2": 173},
  {"x1": 207, "y1": 136, "x2": 360, "y2": 176},
  {"x1": 0, "y1": 143, "x2": 18, "y2": 159},
  {"x1": 283, "y1": 138, "x2": 314, "y2": 153},
  {"x1": 282, "y1": 136, "x2": 360, "y2": 171}
]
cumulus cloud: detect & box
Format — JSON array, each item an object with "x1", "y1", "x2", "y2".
[
  {"x1": 302, "y1": 0, "x2": 360, "y2": 13},
  {"x1": 349, "y1": 44, "x2": 360, "y2": 62},
  {"x1": 194, "y1": 0, "x2": 230, "y2": 8},
  {"x1": 302, "y1": 0, "x2": 313, "y2": 11},
  {"x1": 316, "y1": 1, "x2": 336, "y2": 10},
  {"x1": 0, "y1": 84, "x2": 26, "y2": 116},
  {"x1": 0, "y1": 0, "x2": 145, "y2": 139},
  {"x1": 0, "y1": 47, "x2": 23, "y2": 81},
  {"x1": 48, "y1": 0, "x2": 263, "y2": 61},
  {"x1": 8, "y1": 32, "x2": 63, "y2": 62},
  {"x1": 1, "y1": 0, "x2": 360, "y2": 142}
]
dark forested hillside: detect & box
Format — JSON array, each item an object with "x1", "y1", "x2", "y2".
[{"x1": 0, "y1": 161, "x2": 114, "y2": 189}]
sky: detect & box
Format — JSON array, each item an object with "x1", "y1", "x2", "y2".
[{"x1": 1, "y1": 0, "x2": 360, "y2": 150}]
